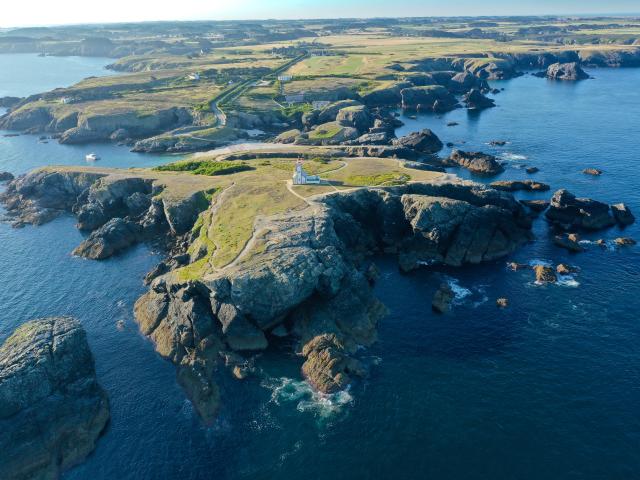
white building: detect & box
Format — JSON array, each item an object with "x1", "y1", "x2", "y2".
[
  {"x1": 292, "y1": 159, "x2": 321, "y2": 185},
  {"x1": 278, "y1": 75, "x2": 292, "y2": 82},
  {"x1": 285, "y1": 93, "x2": 305, "y2": 105},
  {"x1": 187, "y1": 73, "x2": 201, "y2": 81}
]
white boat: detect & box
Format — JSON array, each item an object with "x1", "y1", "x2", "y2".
[{"x1": 85, "y1": 153, "x2": 100, "y2": 162}]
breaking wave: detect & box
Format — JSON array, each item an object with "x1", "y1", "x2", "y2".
[{"x1": 262, "y1": 377, "x2": 353, "y2": 418}]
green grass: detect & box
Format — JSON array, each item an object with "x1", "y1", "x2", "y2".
[
  {"x1": 346, "y1": 173, "x2": 410, "y2": 186},
  {"x1": 155, "y1": 160, "x2": 254, "y2": 176},
  {"x1": 308, "y1": 122, "x2": 344, "y2": 140}
]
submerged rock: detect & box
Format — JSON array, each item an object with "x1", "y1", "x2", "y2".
[
  {"x1": 0, "y1": 171, "x2": 14, "y2": 182},
  {"x1": 0, "y1": 317, "x2": 109, "y2": 480},
  {"x1": 496, "y1": 298, "x2": 509, "y2": 308},
  {"x1": 583, "y1": 168, "x2": 603, "y2": 176},
  {"x1": 614, "y1": 237, "x2": 636, "y2": 246},
  {"x1": 553, "y1": 232, "x2": 584, "y2": 252},
  {"x1": 432, "y1": 283, "x2": 455, "y2": 313},
  {"x1": 446, "y1": 150, "x2": 504, "y2": 175},
  {"x1": 546, "y1": 189, "x2": 615, "y2": 230},
  {"x1": 520, "y1": 199, "x2": 549, "y2": 213},
  {"x1": 525, "y1": 167, "x2": 539, "y2": 174}
]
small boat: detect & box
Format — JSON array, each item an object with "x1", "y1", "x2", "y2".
[{"x1": 85, "y1": 153, "x2": 100, "y2": 162}]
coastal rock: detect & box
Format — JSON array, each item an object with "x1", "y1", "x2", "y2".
[
  {"x1": 393, "y1": 128, "x2": 443, "y2": 154},
  {"x1": 432, "y1": 283, "x2": 454, "y2": 313},
  {"x1": 301, "y1": 334, "x2": 365, "y2": 394},
  {"x1": 614, "y1": 237, "x2": 636, "y2": 246},
  {"x1": 545, "y1": 62, "x2": 589, "y2": 81},
  {"x1": 553, "y1": 232, "x2": 584, "y2": 252},
  {"x1": 448, "y1": 72, "x2": 489, "y2": 94},
  {"x1": 335, "y1": 105, "x2": 373, "y2": 132},
  {"x1": 491, "y1": 180, "x2": 550, "y2": 192},
  {"x1": 520, "y1": 199, "x2": 549, "y2": 212},
  {"x1": 72, "y1": 218, "x2": 142, "y2": 260},
  {"x1": 462, "y1": 88, "x2": 495, "y2": 110},
  {"x1": 446, "y1": 150, "x2": 504, "y2": 175},
  {"x1": 583, "y1": 168, "x2": 603, "y2": 176},
  {"x1": 534, "y1": 265, "x2": 557, "y2": 283},
  {"x1": 496, "y1": 298, "x2": 509, "y2": 308},
  {"x1": 0, "y1": 171, "x2": 14, "y2": 182},
  {"x1": 526, "y1": 167, "x2": 539, "y2": 174},
  {"x1": 556, "y1": 263, "x2": 576, "y2": 275},
  {"x1": 0, "y1": 317, "x2": 109, "y2": 480},
  {"x1": 507, "y1": 262, "x2": 529, "y2": 271},
  {"x1": 611, "y1": 203, "x2": 635, "y2": 226},
  {"x1": 546, "y1": 189, "x2": 615, "y2": 230},
  {"x1": 400, "y1": 86, "x2": 458, "y2": 112}
]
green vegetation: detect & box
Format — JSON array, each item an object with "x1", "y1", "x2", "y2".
[
  {"x1": 347, "y1": 173, "x2": 411, "y2": 186},
  {"x1": 155, "y1": 160, "x2": 254, "y2": 176},
  {"x1": 308, "y1": 122, "x2": 344, "y2": 140}
]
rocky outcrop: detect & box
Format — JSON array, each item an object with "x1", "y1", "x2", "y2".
[
  {"x1": 462, "y1": 88, "x2": 495, "y2": 110},
  {"x1": 301, "y1": 334, "x2": 366, "y2": 394},
  {"x1": 432, "y1": 283, "x2": 454, "y2": 313},
  {"x1": 546, "y1": 189, "x2": 615, "y2": 230},
  {"x1": 490, "y1": 180, "x2": 550, "y2": 192},
  {"x1": 583, "y1": 168, "x2": 603, "y2": 176},
  {"x1": 534, "y1": 265, "x2": 557, "y2": 283},
  {"x1": 553, "y1": 232, "x2": 584, "y2": 252},
  {"x1": 446, "y1": 150, "x2": 504, "y2": 175},
  {"x1": 0, "y1": 96, "x2": 21, "y2": 109},
  {"x1": 0, "y1": 171, "x2": 14, "y2": 182},
  {"x1": 393, "y1": 128, "x2": 443, "y2": 154},
  {"x1": 335, "y1": 105, "x2": 373, "y2": 132},
  {"x1": 611, "y1": 203, "x2": 635, "y2": 226},
  {"x1": 400, "y1": 86, "x2": 458, "y2": 112},
  {"x1": 520, "y1": 199, "x2": 549, "y2": 212},
  {"x1": 544, "y1": 62, "x2": 589, "y2": 81},
  {"x1": 0, "y1": 317, "x2": 109, "y2": 480},
  {"x1": 73, "y1": 218, "x2": 143, "y2": 259}
]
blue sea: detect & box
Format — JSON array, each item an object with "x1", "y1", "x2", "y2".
[{"x1": 1, "y1": 55, "x2": 639, "y2": 479}]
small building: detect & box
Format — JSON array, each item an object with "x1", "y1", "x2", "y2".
[
  {"x1": 292, "y1": 159, "x2": 321, "y2": 185},
  {"x1": 278, "y1": 75, "x2": 292, "y2": 82},
  {"x1": 187, "y1": 72, "x2": 201, "y2": 81}
]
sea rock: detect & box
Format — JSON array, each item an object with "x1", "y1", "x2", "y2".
[
  {"x1": 393, "y1": 128, "x2": 443, "y2": 154},
  {"x1": 496, "y1": 298, "x2": 509, "y2": 308},
  {"x1": 545, "y1": 62, "x2": 589, "y2": 81},
  {"x1": 520, "y1": 199, "x2": 549, "y2": 213},
  {"x1": 556, "y1": 263, "x2": 576, "y2": 275},
  {"x1": 611, "y1": 203, "x2": 635, "y2": 226},
  {"x1": 546, "y1": 189, "x2": 615, "y2": 230},
  {"x1": 507, "y1": 262, "x2": 528, "y2": 271},
  {"x1": 0, "y1": 171, "x2": 14, "y2": 182},
  {"x1": 301, "y1": 334, "x2": 365, "y2": 394},
  {"x1": 448, "y1": 71, "x2": 489, "y2": 94},
  {"x1": 462, "y1": 88, "x2": 495, "y2": 110},
  {"x1": 525, "y1": 167, "x2": 539, "y2": 174},
  {"x1": 583, "y1": 168, "x2": 603, "y2": 176},
  {"x1": 432, "y1": 283, "x2": 454, "y2": 313},
  {"x1": 446, "y1": 150, "x2": 504, "y2": 175},
  {"x1": 490, "y1": 140, "x2": 507, "y2": 146},
  {"x1": 534, "y1": 265, "x2": 557, "y2": 283},
  {"x1": 491, "y1": 180, "x2": 550, "y2": 192},
  {"x1": 553, "y1": 232, "x2": 584, "y2": 252},
  {"x1": 0, "y1": 317, "x2": 109, "y2": 480},
  {"x1": 615, "y1": 237, "x2": 636, "y2": 246},
  {"x1": 72, "y1": 217, "x2": 142, "y2": 260}
]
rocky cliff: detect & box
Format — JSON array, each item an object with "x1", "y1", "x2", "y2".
[
  {"x1": 0, "y1": 317, "x2": 109, "y2": 480},
  {"x1": 1, "y1": 168, "x2": 533, "y2": 423}
]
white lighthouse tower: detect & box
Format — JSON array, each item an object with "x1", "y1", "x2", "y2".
[{"x1": 292, "y1": 158, "x2": 320, "y2": 185}]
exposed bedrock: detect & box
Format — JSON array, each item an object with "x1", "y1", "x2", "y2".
[
  {"x1": 544, "y1": 62, "x2": 589, "y2": 81},
  {"x1": 545, "y1": 189, "x2": 616, "y2": 230},
  {"x1": 446, "y1": 150, "x2": 505, "y2": 175},
  {"x1": 0, "y1": 169, "x2": 208, "y2": 257},
  {"x1": 0, "y1": 317, "x2": 109, "y2": 480}
]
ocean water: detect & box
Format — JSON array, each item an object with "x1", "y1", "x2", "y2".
[{"x1": 1, "y1": 57, "x2": 640, "y2": 479}]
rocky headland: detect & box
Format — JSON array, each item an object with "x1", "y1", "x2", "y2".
[
  {"x1": 0, "y1": 317, "x2": 109, "y2": 480},
  {"x1": 0, "y1": 163, "x2": 533, "y2": 423}
]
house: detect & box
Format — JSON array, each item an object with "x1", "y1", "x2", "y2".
[
  {"x1": 278, "y1": 75, "x2": 292, "y2": 82},
  {"x1": 292, "y1": 159, "x2": 321, "y2": 185}
]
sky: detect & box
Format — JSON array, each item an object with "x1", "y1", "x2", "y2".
[{"x1": 1, "y1": 0, "x2": 639, "y2": 28}]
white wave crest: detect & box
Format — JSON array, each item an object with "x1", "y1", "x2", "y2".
[{"x1": 262, "y1": 377, "x2": 353, "y2": 418}]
